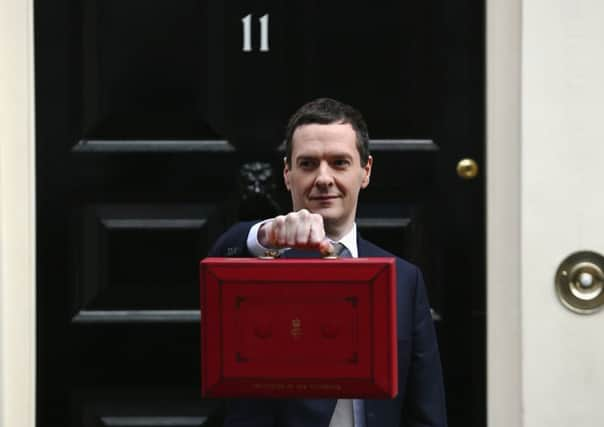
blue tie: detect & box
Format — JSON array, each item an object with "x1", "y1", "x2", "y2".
[
  {"x1": 332, "y1": 242, "x2": 351, "y2": 258},
  {"x1": 352, "y1": 400, "x2": 366, "y2": 427}
]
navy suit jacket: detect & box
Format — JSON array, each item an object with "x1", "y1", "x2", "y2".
[{"x1": 208, "y1": 221, "x2": 447, "y2": 427}]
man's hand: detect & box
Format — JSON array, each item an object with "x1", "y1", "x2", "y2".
[{"x1": 258, "y1": 209, "x2": 334, "y2": 256}]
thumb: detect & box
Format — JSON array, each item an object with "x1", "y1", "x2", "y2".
[{"x1": 318, "y1": 239, "x2": 336, "y2": 257}]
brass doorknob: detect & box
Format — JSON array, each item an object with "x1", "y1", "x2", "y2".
[
  {"x1": 555, "y1": 251, "x2": 604, "y2": 314},
  {"x1": 456, "y1": 158, "x2": 479, "y2": 179}
]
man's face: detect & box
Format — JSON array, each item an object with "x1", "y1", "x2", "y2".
[{"x1": 283, "y1": 122, "x2": 372, "y2": 235}]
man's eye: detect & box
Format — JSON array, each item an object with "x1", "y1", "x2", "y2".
[
  {"x1": 298, "y1": 160, "x2": 315, "y2": 169},
  {"x1": 333, "y1": 159, "x2": 351, "y2": 168}
]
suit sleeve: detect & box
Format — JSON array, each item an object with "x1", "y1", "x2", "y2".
[
  {"x1": 403, "y1": 267, "x2": 448, "y2": 427},
  {"x1": 208, "y1": 221, "x2": 257, "y2": 257},
  {"x1": 223, "y1": 399, "x2": 279, "y2": 427}
]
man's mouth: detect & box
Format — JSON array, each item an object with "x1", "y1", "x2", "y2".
[{"x1": 309, "y1": 195, "x2": 339, "y2": 201}]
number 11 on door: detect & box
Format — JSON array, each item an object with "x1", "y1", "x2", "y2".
[{"x1": 242, "y1": 14, "x2": 269, "y2": 52}]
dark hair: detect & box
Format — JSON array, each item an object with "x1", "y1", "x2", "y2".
[{"x1": 284, "y1": 98, "x2": 370, "y2": 167}]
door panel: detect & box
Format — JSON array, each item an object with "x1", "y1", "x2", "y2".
[
  {"x1": 74, "y1": 204, "x2": 223, "y2": 316},
  {"x1": 35, "y1": 1, "x2": 483, "y2": 426},
  {"x1": 73, "y1": 388, "x2": 221, "y2": 427}
]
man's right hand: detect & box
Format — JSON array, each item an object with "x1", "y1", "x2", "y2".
[{"x1": 258, "y1": 209, "x2": 333, "y2": 255}]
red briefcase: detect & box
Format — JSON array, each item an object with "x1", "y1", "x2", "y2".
[{"x1": 200, "y1": 257, "x2": 397, "y2": 398}]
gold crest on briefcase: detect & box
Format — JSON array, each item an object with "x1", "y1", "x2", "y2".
[{"x1": 290, "y1": 317, "x2": 302, "y2": 339}]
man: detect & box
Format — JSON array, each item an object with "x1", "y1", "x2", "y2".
[{"x1": 209, "y1": 98, "x2": 447, "y2": 427}]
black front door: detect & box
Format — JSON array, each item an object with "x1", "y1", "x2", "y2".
[{"x1": 35, "y1": 1, "x2": 484, "y2": 426}]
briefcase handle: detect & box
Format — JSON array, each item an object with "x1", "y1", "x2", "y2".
[{"x1": 261, "y1": 241, "x2": 339, "y2": 260}]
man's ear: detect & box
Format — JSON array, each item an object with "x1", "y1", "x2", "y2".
[
  {"x1": 283, "y1": 157, "x2": 291, "y2": 191},
  {"x1": 361, "y1": 155, "x2": 373, "y2": 189}
]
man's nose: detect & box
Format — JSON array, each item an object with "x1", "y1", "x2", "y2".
[{"x1": 314, "y1": 162, "x2": 334, "y2": 188}]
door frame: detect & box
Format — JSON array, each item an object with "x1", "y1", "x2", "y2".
[
  {"x1": 0, "y1": 0, "x2": 36, "y2": 425},
  {"x1": 0, "y1": 0, "x2": 524, "y2": 425},
  {"x1": 486, "y1": 0, "x2": 522, "y2": 426}
]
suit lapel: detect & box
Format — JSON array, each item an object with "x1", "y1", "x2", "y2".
[
  {"x1": 357, "y1": 235, "x2": 374, "y2": 257},
  {"x1": 281, "y1": 399, "x2": 337, "y2": 427},
  {"x1": 363, "y1": 399, "x2": 394, "y2": 427}
]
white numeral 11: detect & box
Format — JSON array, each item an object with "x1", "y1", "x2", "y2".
[{"x1": 242, "y1": 13, "x2": 270, "y2": 52}]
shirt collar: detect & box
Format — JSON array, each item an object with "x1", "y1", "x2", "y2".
[{"x1": 330, "y1": 223, "x2": 358, "y2": 258}]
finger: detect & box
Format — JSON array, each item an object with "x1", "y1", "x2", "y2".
[
  {"x1": 308, "y1": 222, "x2": 322, "y2": 247},
  {"x1": 319, "y1": 239, "x2": 335, "y2": 257},
  {"x1": 284, "y1": 212, "x2": 298, "y2": 246},
  {"x1": 258, "y1": 220, "x2": 273, "y2": 248},
  {"x1": 293, "y1": 209, "x2": 312, "y2": 246},
  {"x1": 272, "y1": 215, "x2": 286, "y2": 247},
  {"x1": 295, "y1": 217, "x2": 312, "y2": 246},
  {"x1": 308, "y1": 214, "x2": 325, "y2": 246}
]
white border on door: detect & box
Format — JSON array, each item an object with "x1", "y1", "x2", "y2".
[
  {"x1": 0, "y1": 0, "x2": 36, "y2": 425},
  {"x1": 487, "y1": 0, "x2": 523, "y2": 426}
]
